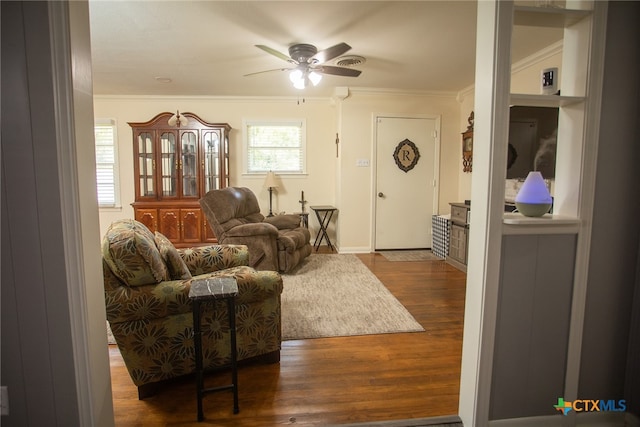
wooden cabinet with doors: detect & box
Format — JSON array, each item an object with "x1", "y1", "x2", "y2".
[
  {"x1": 447, "y1": 202, "x2": 470, "y2": 272},
  {"x1": 129, "y1": 112, "x2": 231, "y2": 246}
]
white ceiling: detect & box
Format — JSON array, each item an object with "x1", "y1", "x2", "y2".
[{"x1": 88, "y1": 1, "x2": 563, "y2": 97}]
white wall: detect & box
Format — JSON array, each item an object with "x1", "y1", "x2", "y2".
[
  {"x1": 94, "y1": 96, "x2": 336, "y2": 240},
  {"x1": 95, "y1": 90, "x2": 462, "y2": 251},
  {"x1": 95, "y1": 47, "x2": 565, "y2": 252},
  {"x1": 336, "y1": 89, "x2": 461, "y2": 252}
]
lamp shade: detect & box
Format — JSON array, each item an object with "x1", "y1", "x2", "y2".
[
  {"x1": 263, "y1": 171, "x2": 279, "y2": 189},
  {"x1": 515, "y1": 171, "x2": 552, "y2": 217}
]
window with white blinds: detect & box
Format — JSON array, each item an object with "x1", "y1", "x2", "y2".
[
  {"x1": 244, "y1": 120, "x2": 306, "y2": 174},
  {"x1": 94, "y1": 120, "x2": 120, "y2": 207}
]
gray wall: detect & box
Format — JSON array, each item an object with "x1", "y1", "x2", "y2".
[
  {"x1": 578, "y1": 0, "x2": 640, "y2": 416},
  {"x1": 627, "y1": 242, "x2": 640, "y2": 416}
]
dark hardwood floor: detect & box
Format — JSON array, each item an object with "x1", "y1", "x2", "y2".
[{"x1": 108, "y1": 249, "x2": 467, "y2": 426}]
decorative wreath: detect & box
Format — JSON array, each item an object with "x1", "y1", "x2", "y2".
[{"x1": 393, "y1": 139, "x2": 421, "y2": 173}]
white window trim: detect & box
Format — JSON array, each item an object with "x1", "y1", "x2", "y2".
[
  {"x1": 243, "y1": 119, "x2": 307, "y2": 175},
  {"x1": 94, "y1": 118, "x2": 121, "y2": 209}
]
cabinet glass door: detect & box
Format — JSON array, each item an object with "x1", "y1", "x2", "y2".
[
  {"x1": 181, "y1": 131, "x2": 198, "y2": 197},
  {"x1": 203, "y1": 130, "x2": 220, "y2": 192},
  {"x1": 160, "y1": 132, "x2": 177, "y2": 197},
  {"x1": 137, "y1": 131, "x2": 155, "y2": 197}
]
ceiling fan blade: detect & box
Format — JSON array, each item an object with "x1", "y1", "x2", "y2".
[
  {"x1": 255, "y1": 45, "x2": 296, "y2": 64},
  {"x1": 312, "y1": 42, "x2": 352, "y2": 64},
  {"x1": 316, "y1": 65, "x2": 361, "y2": 77},
  {"x1": 244, "y1": 68, "x2": 291, "y2": 77}
]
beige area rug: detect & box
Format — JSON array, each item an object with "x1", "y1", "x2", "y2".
[
  {"x1": 378, "y1": 250, "x2": 443, "y2": 262},
  {"x1": 281, "y1": 254, "x2": 424, "y2": 340},
  {"x1": 107, "y1": 254, "x2": 424, "y2": 344}
]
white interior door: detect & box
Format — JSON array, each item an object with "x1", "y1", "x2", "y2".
[{"x1": 375, "y1": 116, "x2": 437, "y2": 250}]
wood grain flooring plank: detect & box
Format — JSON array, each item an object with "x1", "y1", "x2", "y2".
[{"x1": 109, "y1": 250, "x2": 466, "y2": 426}]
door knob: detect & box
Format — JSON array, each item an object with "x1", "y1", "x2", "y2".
[{"x1": 378, "y1": 192, "x2": 384, "y2": 198}]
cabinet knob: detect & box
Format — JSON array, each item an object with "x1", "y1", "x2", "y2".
[{"x1": 378, "y1": 192, "x2": 384, "y2": 198}]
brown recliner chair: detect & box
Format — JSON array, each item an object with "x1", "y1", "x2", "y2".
[{"x1": 200, "y1": 187, "x2": 312, "y2": 273}]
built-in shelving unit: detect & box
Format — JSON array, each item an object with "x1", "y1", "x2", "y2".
[
  {"x1": 509, "y1": 93, "x2": 584, "y2": 107},
  {"x1": 505, "y1": 2, "x2": 593, "y2": 226},
  {"x1": 488, "y1": 2, "x2": 602, "y2": 423},
  {"x1": 502, "y1": 213, "x2": 580, "y2": 235},
  {"x1": 513, "y1": 5, "x2": 591, "y2": 27},
  {"x1": 460, "y1": 1, "x2": 606, "y2": 425}
]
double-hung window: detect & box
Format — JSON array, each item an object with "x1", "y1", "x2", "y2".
[
  {"x1": 244, "y1": 120, "x2": 306, "y2": 174},
  {"x1": 94, "y1": 119, "x2": 120, "y2": 208}
]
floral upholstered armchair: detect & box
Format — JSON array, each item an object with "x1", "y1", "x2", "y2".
[{"x1": 102, "y1": 219, "x2": 283, "y2": 398}]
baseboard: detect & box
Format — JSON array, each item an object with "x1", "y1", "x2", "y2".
[
  {"x1": 336, "y1": 246, "x2": 371, "y2": 254},
  {"x1": 489, "y1": 412, "x2": 633, "y2": 427},
  {"x1": 445, "y1": 256, "x2": 467, "y2": 272}
]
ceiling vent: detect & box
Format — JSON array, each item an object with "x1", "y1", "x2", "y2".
[{"x1": 335, "y1": 55, "x2": 366, "y2": 67}]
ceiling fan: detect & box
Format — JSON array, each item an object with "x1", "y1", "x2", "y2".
[{"x1": 245, "y1": 42, "x2": 362, "y2": 89}]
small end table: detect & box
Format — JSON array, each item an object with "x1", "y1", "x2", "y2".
[
  {"x1": 189, "y1": 277, "x2": 239, "y2": 422},
  {"x1": 310, "y1": 205, "x2": 337, "y2": 252}
]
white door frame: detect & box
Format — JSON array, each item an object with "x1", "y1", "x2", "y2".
[{"x1": 371, "y1": 113, "x2": 441, "y2": 251}]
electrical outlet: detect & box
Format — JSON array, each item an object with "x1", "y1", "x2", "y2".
[{"x1": 1, "y1": 386, "x2": 8, "y2": 415}]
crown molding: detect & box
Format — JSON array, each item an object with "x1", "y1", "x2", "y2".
[
  {"x1": 92, "y1": 94, "x2": 333, "y2": 104},
  {"x1": 511, "y1": 39, "x2": 564, "y2": 74},
  {"x1": 347, "y1": 86, "x2": 458, "y2": 98}
]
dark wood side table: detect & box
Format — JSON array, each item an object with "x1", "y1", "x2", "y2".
[
  {"x1": 310, "y1": 205, "x2": 337, "y2": 251},
  {"x1": 189, "y1": 277, "x2": 239, "y2": 422}
]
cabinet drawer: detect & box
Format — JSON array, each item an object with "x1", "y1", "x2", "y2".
[{"x1": 451, "y1": 205, "x2": 469, "y2": 225}]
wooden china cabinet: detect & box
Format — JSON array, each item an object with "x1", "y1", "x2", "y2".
[{"x1": 129, "y1": 112, "x2": 231, "y2": 246}]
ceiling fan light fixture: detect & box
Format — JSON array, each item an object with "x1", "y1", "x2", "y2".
[
  {"x1": 289, "y1": 69, "x2": 303, "y2": 84},
  {"x1": 309, "y1": 71, "x2": 322, "y2": 86},
  {"x1": 289, "y1": 69, "x2": 322, "y2": 89},
  {"x1": 252, "y1": 43, "x2": 358, "y2": 89},
  {"x1": 293, "y1": 78, "x2": 306, "y2": 90}
]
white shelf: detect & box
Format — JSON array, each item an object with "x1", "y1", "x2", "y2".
[
  {"x1": 510, "y1": 93, "x2": 585, "y2": 107},
  {"x1": 503, "y1": 212, "x2": 580, "y2": 235},
  {"x1": 514, "y1": 6, "x2": 591, "y2": 28}
]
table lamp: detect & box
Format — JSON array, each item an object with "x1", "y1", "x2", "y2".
[
  {"x1": 515, "y1": 171, "x2": 552, "y2": 217},
  {"x1": 264, "y1": 171, "x2": 279, "y2": 217}
]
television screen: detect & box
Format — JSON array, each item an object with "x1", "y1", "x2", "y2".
[{"x1": 507, "y1": 106, "x2": 559, "y2": 179}]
